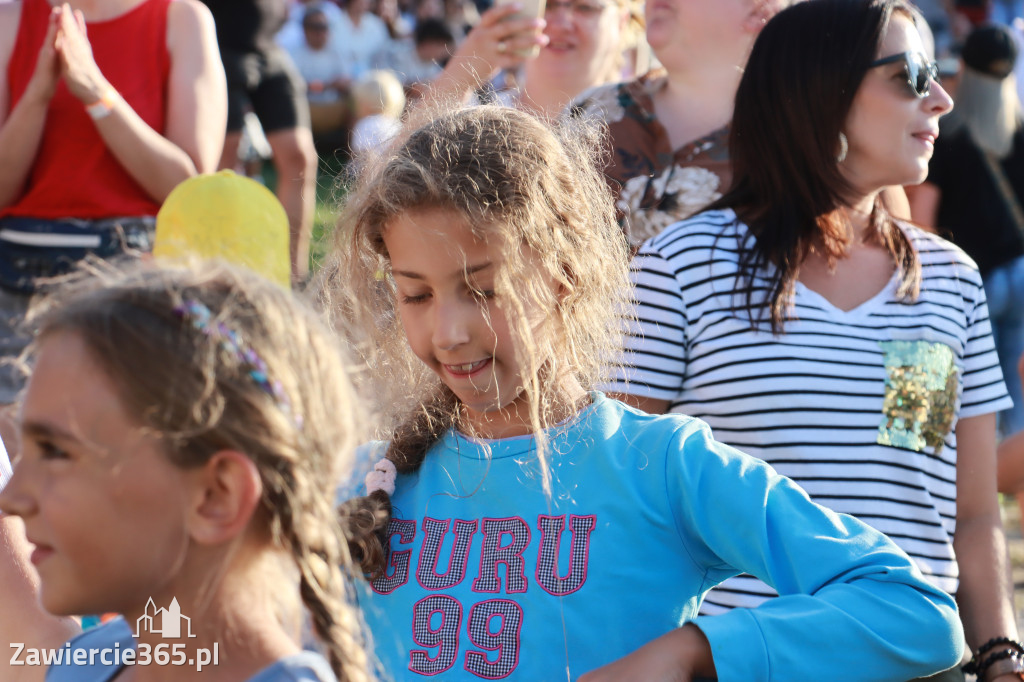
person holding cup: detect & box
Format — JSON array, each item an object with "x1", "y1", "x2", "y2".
[{"x1": 415, "y1": 0, "x2": 640, "y2": 118}]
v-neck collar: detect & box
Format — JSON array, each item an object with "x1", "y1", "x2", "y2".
[
  {"x1": 794, "y1": 270, "x2": 900, "y2": 321},
  {"x1": 724, "y1": 208, "x2": 909, "y2": 322}
]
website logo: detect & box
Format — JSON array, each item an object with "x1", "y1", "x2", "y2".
[
  {"x1": 12, "y1": 597, "x2": 218, "y2": 672},
  {"x1": 134, "y1": 597, "x2": 196, "y2": 639}
]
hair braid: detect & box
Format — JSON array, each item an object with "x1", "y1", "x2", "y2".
[
  {"x1": 297, "y1": 550, "x2": 373, "y2": 682},
  {"x1": 341, "y1": 389, "x2": 458, "y2": 577},
  {"x1": 276, "y1": 480, "x2": 374, "y2": 682}
]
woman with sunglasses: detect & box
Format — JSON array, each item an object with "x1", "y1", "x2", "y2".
[{"x1": 606, "y1": 2, "x2": 1021, "y2": 680}]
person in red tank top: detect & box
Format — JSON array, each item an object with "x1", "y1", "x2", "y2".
[{"x1": 0, "y1": 0, "x2": 226, "y2": 409}]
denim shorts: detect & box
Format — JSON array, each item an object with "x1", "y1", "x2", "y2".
[
  {"x1": 0, "y1": 215, "x2": 154, "y2": 403},
  {"x1": 0, "y1": 215, "x2": 154, "y2": 295}
]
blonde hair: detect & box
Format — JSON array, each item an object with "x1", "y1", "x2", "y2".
[
  {"x1": 322, "y1": 105, "x2": 630, "y2": 577},
  {"x1": 27, "y1": 262, "x2": 373, "y2": 682},
  {"x1": 352, "y1": 70, "x2": 406, "y2": 120}
]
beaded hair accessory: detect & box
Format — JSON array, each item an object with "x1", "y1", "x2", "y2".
[{"x1": 174, "y1": 299, "x2": 298, "y2": 423}]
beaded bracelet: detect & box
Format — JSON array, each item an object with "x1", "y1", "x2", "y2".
[
  {"x1": 980, "y1": 638, "x2": 1024, "y2": 659},
  {"x1": 965, "y1": 638, "x2": 1024, "y2": 675},
  {"x1": 978, "y1": 649, "x2": 1024, "y2": 681}
]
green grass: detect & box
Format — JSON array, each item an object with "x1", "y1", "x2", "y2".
[
  {"x1": 311, "y1": 162, "x2": 345, "y2": 273},
  {"x1": 258, "y1": 156, "x2": 347, "y2": 276}
]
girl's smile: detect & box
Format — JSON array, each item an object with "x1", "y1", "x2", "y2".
[{"x1": 443, "y1": 358, "x2": 492, "y2": 377}]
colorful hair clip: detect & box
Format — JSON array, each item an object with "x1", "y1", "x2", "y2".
[{"x1": 174, "y1": 299, "x2": 299, "y2": 424}]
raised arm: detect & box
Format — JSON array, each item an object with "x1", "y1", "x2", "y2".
[
  {"x1": 413, "y1": 4, "x2": 545, "y2": 112},
  {"x1": 0, "y1": 3, "x2": 61, "y2": 210},
  {"x1": 54, "y1": 0, "x2": 226, "y2": 203}
]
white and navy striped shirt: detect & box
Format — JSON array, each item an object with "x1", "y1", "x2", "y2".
[{"x1": 605, "y1": 208, "x2": 1012, "y2": 608}]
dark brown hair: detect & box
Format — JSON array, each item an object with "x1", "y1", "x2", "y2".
[{"x1": 710, "y1": 0, "x2": 921, "y2": 332}]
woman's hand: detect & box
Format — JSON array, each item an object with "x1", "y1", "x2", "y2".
[
  {"x1": 412, "y1": 2, "x2": 547, "y2": 115},
  {"x1": 577, "y1": 624, "x2": 716, "y2": 682},
  {"x1": 53, "y1": 4, "x2": 110, "y2": 104},
  {"x1": 23, "y1": 7, "x2": 62, "y2": 103},
  {"x1": 457, "y1": 2, "x2": 548, "y2": 74}
]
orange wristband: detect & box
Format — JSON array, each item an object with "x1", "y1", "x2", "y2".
[{"x1": 85, "y1": 87, "x2": 117, "y2": 120}]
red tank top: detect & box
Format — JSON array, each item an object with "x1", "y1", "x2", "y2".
[{"x1": 3, "y1": 0, "x2": 172, "y2": 220}]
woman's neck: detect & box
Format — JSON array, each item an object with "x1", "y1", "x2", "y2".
[
  {"x1": 840, "y1": 192, "x2": 882, "y2": 245},
  {"x1": 654, "y1": 62, "x2": 743, "y2": 150},
  {"x1": 119, "y1": 552, "x2": 302, "y2": 682}
]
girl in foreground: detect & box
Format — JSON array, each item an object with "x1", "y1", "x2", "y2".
[
  {"x1": 331, "y1": 104, "x2": 964, "y2": 681},
  {"x1": 0, "y1": 263, "x2": 371, "y2": 682}
]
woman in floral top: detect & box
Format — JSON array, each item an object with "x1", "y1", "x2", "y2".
[{"x1": 575, "y1": 0, "x2": 791, "y2": 245}]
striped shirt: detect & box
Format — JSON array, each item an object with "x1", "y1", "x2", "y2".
[{"x1": 604, "y1": 208, "x2": 1012, "y2": 609}]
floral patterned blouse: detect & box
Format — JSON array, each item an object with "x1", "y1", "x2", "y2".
[{"x1": 573, "y1": 70, "x2": 732, "y2": 245}]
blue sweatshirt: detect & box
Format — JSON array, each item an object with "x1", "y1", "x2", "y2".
[{"x1": 357, "y1": 393, "x2": 964, "y2": 681}]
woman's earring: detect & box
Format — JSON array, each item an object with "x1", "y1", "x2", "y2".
[{"x1": 837, "y1": 132, "x2": 849, "y2": 163}]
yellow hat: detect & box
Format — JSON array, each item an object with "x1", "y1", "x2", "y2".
[{"x1": 155, "y1": 170, "x2": 290, "y2": 287}]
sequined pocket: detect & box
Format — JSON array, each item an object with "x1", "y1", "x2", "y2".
[{"x1": 876, "y1": 340, "x2": 959, "y2": 453}]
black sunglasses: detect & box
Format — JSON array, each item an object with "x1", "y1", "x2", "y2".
[{"x1": 869, "y1": 51, "x2": 939, "y2": 98}]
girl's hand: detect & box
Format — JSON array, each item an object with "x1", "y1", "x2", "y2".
[
  {"x1": 458, "y1": 3, "x2": 548, "y2": 73},
  {"x1": 577, "y1": 624, "x2": 716, "y2": 682},
  {"x1": 53, "y1": 4, "x2": 110, "y2": 104},
  {"x1": 24, "y1": 8, "x2": 62, "y2": 103}
]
